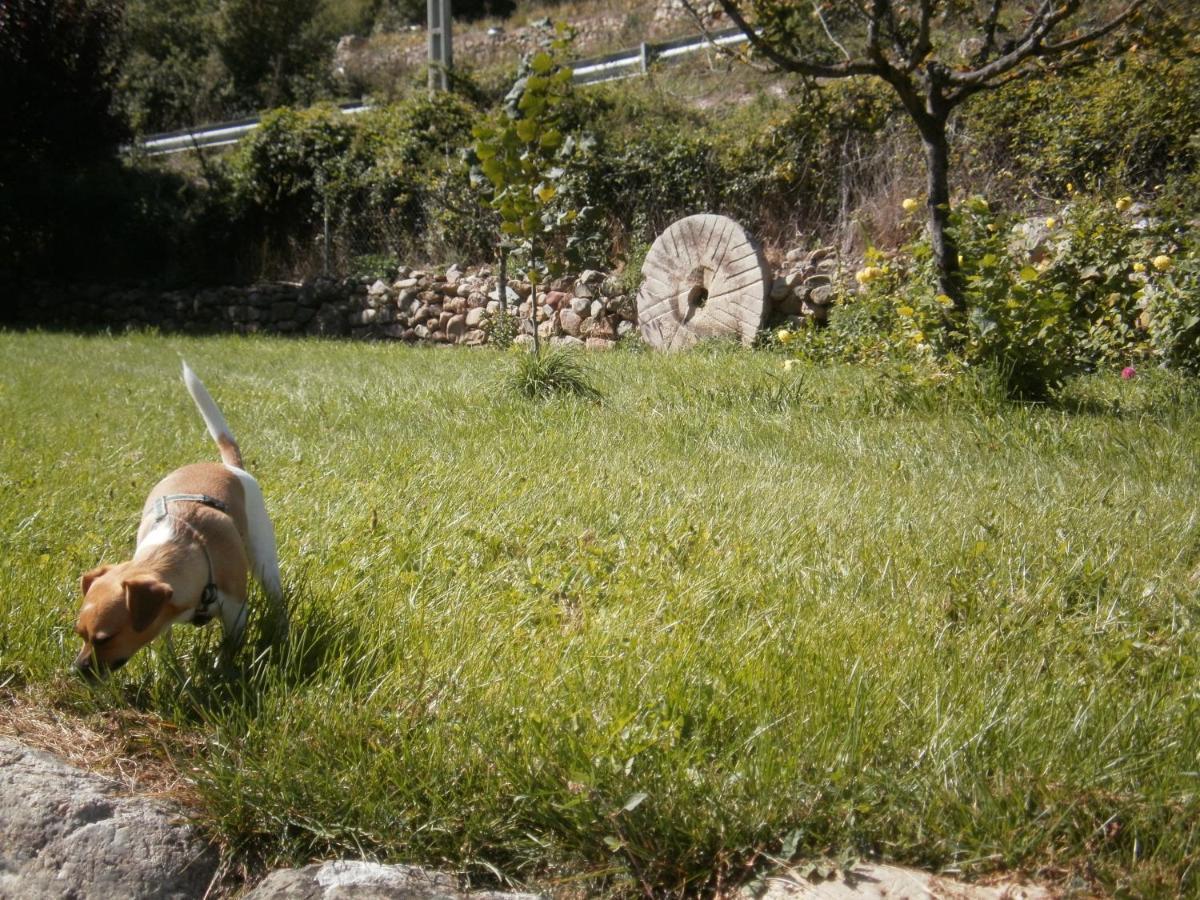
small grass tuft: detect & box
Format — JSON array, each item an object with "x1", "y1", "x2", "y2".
[{"x1": 504, "y1": 347, "x2": 603, "y2": 401}]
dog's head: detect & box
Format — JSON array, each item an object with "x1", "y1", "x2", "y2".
[{"x1": 73, "y1": 563, "x2": 177, "y2": 678}]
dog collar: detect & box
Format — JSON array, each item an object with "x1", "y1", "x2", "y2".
[
  {"x1": 152, "y1": 493, "x2": 227, "y2": 520},
  {"x1": 149, "y1": 495, "x2": 226, "y2": 626}
]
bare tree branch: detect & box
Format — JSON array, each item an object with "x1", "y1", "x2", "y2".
[
  {"x1": 975, "y1": 0, "x2": 1005, "y2": 65},
  {"x1": 679, "y1": 0, "x2": 777, "y2": 73},
  {"x1": 950, "y1": 0, "x2": 1082, "y2": 88},
  {"x1": 813, "y1": 0, "x2": 851, "y2": 62},
  {"x1": 911, "y1": 0, "x2": 936, "y2": 68},
  {"x1": 711, "y1": 0, "x2": 879, "y2": 79},
  {"x1": 1041, "y1": 0, "x2": 1145, "y2": 54}
]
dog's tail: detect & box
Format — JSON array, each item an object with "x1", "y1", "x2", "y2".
[{"x1": 181, "y1": 360, "x2": 244, "y2": 469}]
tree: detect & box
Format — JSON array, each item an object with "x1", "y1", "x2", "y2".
[
  {"x1": 472, "y1": 25, "x2": 582, "y2": 353},
  {"x1": 691, "y1": 0, "x2": 1145, "y2": 307},
  {"x1": 0, "y1": 0, "x2": 127, "y2": 280},
  {"x1": 215, "y1": 0, "x2": 330, "y2": 111}
]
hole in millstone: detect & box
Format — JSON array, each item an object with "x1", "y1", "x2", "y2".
[{"x1": 686, "y1": 266, "x2": 712, "y2": 309}]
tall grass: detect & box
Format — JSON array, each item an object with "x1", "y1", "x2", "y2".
[{"x1": 1, "y1": 332, "x2": 1197, "y2": 896}]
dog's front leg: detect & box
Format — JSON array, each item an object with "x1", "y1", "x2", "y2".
[{"x1": 217, "y1": 592, "x2": 248, "y2": 648}]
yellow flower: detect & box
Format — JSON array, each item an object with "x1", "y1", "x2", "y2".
[
  {"x1": 898, "y1": 305, "x2": 915, "y2": 317},
  {"x1": 1045, "y1": 217, "x2": 1057, "y2": 229},
  {"x1": 935, "y1": 294, "x2": 954, "y2": 307},
  {"x1": 1132, "y1": 262, "x2": 1146, "y2": 273},
  {"x1": 1115, "y1": 196, "x2": 1133, "y2": 212},
  {"x1": 783, "y1": 359, "x2": 796, "y2": 372},
  {"x1": 986, "y1": 223, "x2": 998, "y2": 233},
  {"x1": 1153, "y1": 254, "x2": 1172, "y2": 271},
  {"x1": 776, "y1": 328, "x2": 793, "y2": 344},
  {"x1": 855, "y1": 267, "x2": 880, "y2": 285},
  {"x1": 1066, "y1": 182, "x2": 1075, "y2": 193},
  {"x1": 902, "y1": 197, "x2": 920, "y2": 213}
]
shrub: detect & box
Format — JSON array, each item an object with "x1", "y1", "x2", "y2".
[
  {"x1": 965, "y1": 51, "x2": 1200, "y2": 201},
  {"x1": 816, "y1": 195, "x2": 1197, "y2": 398}
]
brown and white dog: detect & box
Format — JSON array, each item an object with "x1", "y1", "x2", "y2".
[{"x1": 73, "y1": 362, "x2": 282, "y2": 677}]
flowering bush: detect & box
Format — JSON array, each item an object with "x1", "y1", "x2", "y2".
[{"x1": 808, "y1": 195, "x2": 1196, "y2": 398}]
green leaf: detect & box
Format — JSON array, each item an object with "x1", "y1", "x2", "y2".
[
  {"x1": 1020, "y1": 266, "x2": 1039, "y2": 282},
  {"x1": 516, "y1": 119, "x2": 538, "y2": 142},
  {"x1": 530, "y1": 51, "x2": 554, "y2": 74}
]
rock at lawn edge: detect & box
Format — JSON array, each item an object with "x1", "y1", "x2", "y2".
[
  {"x1": 0, "y1": 738, "x2": 217, "y2": 900},
  {"x1": 743, "y1": 863, "x2": 1050, "y2": 899},
  {"x1": 244, "y1": 860, "x2": 543, "y2": 900}
]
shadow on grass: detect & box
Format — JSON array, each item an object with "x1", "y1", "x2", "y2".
[{"x1": 105, "y1": 575, "x2": 383, "y2": 724}]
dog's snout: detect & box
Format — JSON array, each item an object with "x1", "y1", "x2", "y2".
[{"x1": 72, "y1": 653, "x2": 99, "y2": 681}]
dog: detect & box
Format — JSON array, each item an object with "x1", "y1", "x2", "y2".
[{"x1": 73, "y1": 361, "x2": 282, "y2": 677}]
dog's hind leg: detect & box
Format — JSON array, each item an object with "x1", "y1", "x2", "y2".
[{"x1": 225, "y1": 465, "x2": 283, "y2": 602}]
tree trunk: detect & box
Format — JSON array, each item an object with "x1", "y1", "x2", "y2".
[
  {"x1": 919, "y1": 119, "x2": 962, "y2": 309},
  {"x1": 530, "y1": 271, "x2": 540, "y2": 354},
  {"x1": 498, "y1": 247, "x2": 508, "y2": 314}
]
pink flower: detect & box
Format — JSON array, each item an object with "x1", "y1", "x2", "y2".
[{"x1": 1121, "y1": 366, "x2": 1137, "y2": 380}]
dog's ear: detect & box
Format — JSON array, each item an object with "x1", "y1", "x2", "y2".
[
  {"x1": 123, "y1": 577, "x2": 173, "y2": 632},
  {"x1": 81, "y1": 564, "x2": 113, "y2": 595}
]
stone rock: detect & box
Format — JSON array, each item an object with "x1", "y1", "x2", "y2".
[
  {"x1": 464, "y1": 329, "x2": 488, "y2": 346},
  {"x1": 585, "y1": 337, "x2": 615, "y2": 351},
  {"x1": 0, "y1": 739, "x2": 217, "y2": 899},
  {"x1": 583, "y1": 314, "x2": 616, "y2": 340},
  {"x1": 573, "y1": 282, "x2": 595, "y2": 300},
  {"x1": 245, "y1": 860, "x2": 542, "y2": 900},
  {"x1": 368, "y1": 279, "x2": 390, "y2": 297},
  {"x1": 568, "y1": 297, "x2": 590, "y2": 316},
  {"x1": 488, "y1": 285, "x2": 520, "y2": 304},
  {"x1": 513, "y1": 334, "x2": 535, "y2": 349},
  {"x1": 446, "y1": 314, "x2": 467, "y2": 342},
  {"x1": 589, "y1": 300, "x2": 604, "y2": 319},
  {"x1": 537, "y1": 316, "x2": 560, "y2": 339},
  {"x1": 485, "y1": 300, "x2": 502, "y2": 315},
  {"x1": 393, "y1": 277, "x2": 419, "y2": 290},
  {"x1": 803, "y1": 274, "x2": 832, "y2": 292},
  {"x1": 437, "y1": 311, "x2": 453, "y2": 331},
  {"x1": 616, "y1": 319, "x2": 636, "y2": 338},
  {"x1": 739, "y1": 863, "x2": 1049, "y2": 900},
  {"x1": 579, "y1": 268, "x2": 604, "y2": 285},
  {"x1": 414, "y1": 324, "x2": 430, "y2": 339},
  {"x1": 600, "y1": 276, "x2": 622, "y2": 298},
  {"x1": 447, "y1": 297, "x2": 467, "y2": 315},
  {"x1": 544, "y1": 290, "x2": 569, "y2": 309},
  {"x1": 808, "y1": 285, "x2": 834, "y2": 306},
  {"x1": 465, "y1": 307, "x2": 486, "y2": 328},
  {"x1": 560, "y1": 308, "x2": 584, "y2": 337},
  {"x1": 770, "y1": 277, "x2": 792, "y2": 301},
  {"x1": 550, "y1": 335, "x2": 584, "y2": 349}
]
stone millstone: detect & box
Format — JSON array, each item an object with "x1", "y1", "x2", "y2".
[{"x1": 636, "y1": 214, "x2": 770, "y2": 350}]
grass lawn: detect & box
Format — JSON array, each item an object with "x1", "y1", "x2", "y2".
[{"x1": 1, "y1": 331, "x2": 1198, "y2": 896}]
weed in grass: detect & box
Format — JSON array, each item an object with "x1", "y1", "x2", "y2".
[{"x1": 504, "y1": 347, "x2": 602, "y2": 402}]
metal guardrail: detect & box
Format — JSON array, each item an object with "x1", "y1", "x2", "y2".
[
  {"x1": 137, "y1": 26, "x2": 749, "y2": 156},
  {"x1": 570, "y1": 25, "x2": 747, "y2": 85}
]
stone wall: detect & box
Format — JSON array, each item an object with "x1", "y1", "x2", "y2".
[{"x1": 13, "y1": 247, "x2": 839, "y2": 346}]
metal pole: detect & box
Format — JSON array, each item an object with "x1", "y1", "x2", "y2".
[{"x1": 427, "y1": 0, "x2": 452, "y2": 93}]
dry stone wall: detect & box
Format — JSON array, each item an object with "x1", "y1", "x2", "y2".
[{"x1": 12, "y1": 247, "x2": 839, "y2": 347}]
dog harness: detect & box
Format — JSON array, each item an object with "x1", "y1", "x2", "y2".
[{"x1": 149, "y1": 494, "x2": 227, "y2": 627}]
